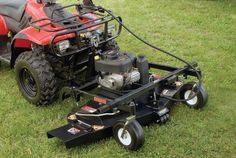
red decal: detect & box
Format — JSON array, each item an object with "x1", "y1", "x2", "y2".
[
  {"x1": 153, "y1": 74, "x2": 161, "y2": 79},
  {"x1": 94, "y1": 97, "x2": 107, "y2": 104},
  {"x1": 81, "y1": 106, "x2": 97, "y2": 113}
]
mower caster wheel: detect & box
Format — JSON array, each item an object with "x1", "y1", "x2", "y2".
[
  {"x1": 180, "y1": 82, "x2": 208, "y2": 109},
  {"x1": 67, "y1": 113, "x2": 77, "y2": 123},
  {"x1": 113, "y1": 120, "x2": 144, "y2": 151}
]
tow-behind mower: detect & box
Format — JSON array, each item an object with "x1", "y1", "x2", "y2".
[{"x1": 0, "y1": 0, "x2": 208, "y2": 150}]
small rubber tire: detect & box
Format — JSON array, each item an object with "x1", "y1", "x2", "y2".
[
  {"x1": 67, "y1": 112, "x2": 77, "y2": 123},
  {"x1": 113, "y1": 120, "x2": 144, "y2": 151},
  {"x1": 15, "y1": 51, "x2": 57, "y2": 106},
  {"x1": 179, "y1": 82, "x2": 208, "y2": 109}
]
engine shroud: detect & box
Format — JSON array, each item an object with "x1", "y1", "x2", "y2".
[
  {"x1": 95, "y1": 50, "x2": 140, "y2": 90},
  {"x1": 95, "y1": 50, "x2": 135, "y2": 74},
  {"x1": 98, "y1": 70, "x2": 140, "y2": 90}
]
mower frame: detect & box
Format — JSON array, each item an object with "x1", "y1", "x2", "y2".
[{"x1": 47, "y1": 61, "x2": 201, "y2": 148}]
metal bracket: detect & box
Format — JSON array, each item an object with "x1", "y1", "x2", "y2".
[
  {"x1": 75, "y1": 110, "x2": 120, "y2": 117},
  {"x1": 121, "y1": 115, "x2": 136, "y2": 138},
  {"x1": 59, "y1": 86, "x2": 80, "y2": 102},
  {"x1": 188, "y1": 83, "x2": 198, "y2": 99}
]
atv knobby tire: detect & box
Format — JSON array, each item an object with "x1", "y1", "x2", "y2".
[{"x1": 15, "y1": 51, "x2": 57, "y2": 106}]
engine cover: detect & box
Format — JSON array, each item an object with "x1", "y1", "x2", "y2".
[{"x1": 95, "y1": 50, "x2": 135, "y2": 74}]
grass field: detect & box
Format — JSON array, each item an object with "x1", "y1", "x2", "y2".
[{"x1": 0, "y1": 0, "x2": 236, "y2": 157}]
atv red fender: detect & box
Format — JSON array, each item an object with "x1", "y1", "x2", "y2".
[
  {"x1": 0, "y1": 15, "x2": 9, "y2": 35},
  {"x1": 10, "y1": 27, "x2": 76, "y2": 67},
  {"x1": 12, "y1": 27, "x2": 75, "y2": 46}
]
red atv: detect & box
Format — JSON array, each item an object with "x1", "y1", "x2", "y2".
[{"x1": 0, "y1": 0, "x2": 121, "y2": 105}]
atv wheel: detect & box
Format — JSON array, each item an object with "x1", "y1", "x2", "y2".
[
  {"x1": 15, "y1": 51, "x2": 57, "y2": 106},
  {"x1": 113, "y1": 120, "x2": 144, "y2": 151},
  {"x1": 179, "y1": 82, "x2": 208, "y2": 109}
]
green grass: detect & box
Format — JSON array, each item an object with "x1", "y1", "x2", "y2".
[{"x1": 1, "y1": 0, "x2": 236, "y2": 157}]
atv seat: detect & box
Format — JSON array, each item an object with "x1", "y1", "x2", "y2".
[
  {"x1": 0, "y1": 0, "x2": 28, "y2": 33},
  {"x1": 0, "y1": 0, "x2": 27, "y2": 22}
]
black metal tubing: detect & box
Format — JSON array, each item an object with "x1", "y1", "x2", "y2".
[
  {"x1": 30, "y1": 13, "x2": 110, "y2": 32},
  {"x1": 98, "y1": 63, "x2": 199, "y2": 113},
  {"x1": 30, "y1": 4, "x2": 85, "y2": 31},
  {"x1": 70, "y1": 62, "x2": 200, "y2": 113},
  {"x1": 50, "y1": 16, "x2": 122, "y2": 57},
  {"x1": 29, "y1": 3, "x2": 120, "y2": 33},
  {"x1": 50, "y1": 3, "x2": 105, "y2": 18},
  {"x1": 30, "y1": 12, "x2": 122, "y2": 57},
  {"x1": 29, "y1": 3, "x2": 123, "y2": 56},
  {"x1": 149, "y1": 62, "x2": 201, "y2": 77},
  {"x1": 51, "y1": 4, "x2": 77, "y2": 20}
]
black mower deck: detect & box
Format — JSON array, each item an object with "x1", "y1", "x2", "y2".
[
  {"x1": 47, "y1": 99, "x2": 170, "y2": 148},
  {"x1": 47, "y1": 62, "x2": 200, "y2": 148}
]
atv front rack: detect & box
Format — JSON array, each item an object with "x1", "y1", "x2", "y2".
[{"x1": 29, "y1": 4, "x2": 122, "y2": 56}]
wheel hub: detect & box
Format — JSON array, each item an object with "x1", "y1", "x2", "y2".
[
  {"x1": 117, "y1": 128, "x2": 132, "y2": 146},
  {"x1": 20, "y1": 68, "x2": 37, "y2": 97},
  {"x1": 184, "y1": 90, "x2": 198, "y2": 106}
]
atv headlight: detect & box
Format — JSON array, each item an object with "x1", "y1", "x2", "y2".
[{"x1": 57, "y1": 40, "x2": 70, "y2": 53}]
